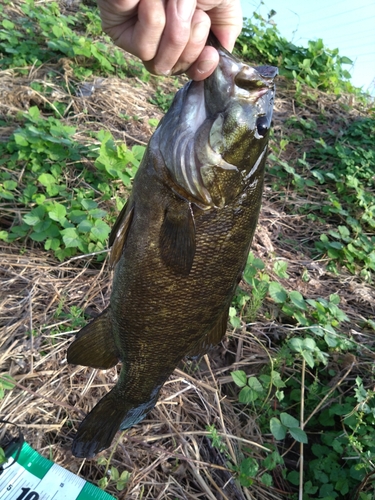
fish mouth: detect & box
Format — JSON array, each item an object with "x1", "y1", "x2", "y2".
[
  {"x1": 234, "y1": 65, "x2": 278, "y2": 92},
  {"x1": 254, "y1": 87, "x2": 272, "y2": 99}
]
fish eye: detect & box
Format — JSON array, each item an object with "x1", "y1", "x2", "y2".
[{"x1": 256, "y1": 117, "x2": 268, "y2": 137}]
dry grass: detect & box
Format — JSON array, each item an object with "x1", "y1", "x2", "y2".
[
  {"x1": 1, "y1": 3, "x2": 375, "y2": 498},
  {"x1": 0, "y1": 244, "x2": 286, "y2": 498}
]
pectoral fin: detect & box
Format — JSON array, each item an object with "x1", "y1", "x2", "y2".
[
  {"x1": 67, "y1": 308, "x2": 120, "y2": 369},
  {"x1": 109, "y1": 202, "x2": 134, "y2": 269},
  {"x1": 159, "y1": 202, "x2": 196, "y2": 276},
  {"x1": 187, "y1": 307, "x2": 229, "y2": 358}
]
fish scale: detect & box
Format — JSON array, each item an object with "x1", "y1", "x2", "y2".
[{"x1": 67, "y1": 33, "x2": 277, "y2": 459}]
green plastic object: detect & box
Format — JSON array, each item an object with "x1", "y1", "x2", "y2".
[{"x1": 0, "y1": 441, "x2": 115, "y2": 499}]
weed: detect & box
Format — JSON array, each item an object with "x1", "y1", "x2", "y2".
[
  {"x1": 0, "y1": 375, "x2": 16, "y2": 400},
  {"x1": 236, "y1": 14, "x2": 364, "y2": 98},
  {"x1": 149, "y1": 87, "x2": 175, "y2": 112},
  {"x1": 229, "y1": 252, "x2": 375, "y2": 495},
  {"x1": 0, "y1": 107, "x2": 145, "y2": 260},
  {"x1": 206, "y1": 424, "x2": 278, "y2": 488},
  {"x1": 96, "y1": 432, "x2": 131, "y2": 491}
]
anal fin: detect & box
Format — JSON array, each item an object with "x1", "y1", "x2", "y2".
[
  {"x1": 159, "y1": 202, "x2": 196, "y2": 276},
  {"x1": 186, "y1": 307, "x2": 229, "y2": 359},
  {"x1": 67, "y1": 307, "x2": 120, "y2": 369}
]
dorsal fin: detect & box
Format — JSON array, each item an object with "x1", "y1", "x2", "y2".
[{"x1": 109, "y1": 202, "x2": 134, "y2": 269}]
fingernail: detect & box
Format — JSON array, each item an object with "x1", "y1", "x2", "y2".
[
  {"x1": 153, "y1": 67, "x2": 172, "y2": 77},
  {"x1": 192, "y1": 21, "x2": 210, "y2": 43},
  {"x1": 177, "y1": 0, "x2": 195, "y2": 20},
  {"x1": 197, "y1": 60, "x2": 216, "y2": 75}
]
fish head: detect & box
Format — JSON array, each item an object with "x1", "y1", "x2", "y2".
[
  {"x1": 155, "y1": 40, "x2": 277, "y2": 209},
  {"x1": 202, "y1": 45, "x2": 278, "y2": 192}
]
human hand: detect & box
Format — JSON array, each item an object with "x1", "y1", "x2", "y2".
[{"x1": 96, "y1": 0, "x2": 242, "y2": 81}]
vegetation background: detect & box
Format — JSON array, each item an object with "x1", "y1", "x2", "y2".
[{"x1": 0, "y1": 1, "x2": 374, "y2": 499}]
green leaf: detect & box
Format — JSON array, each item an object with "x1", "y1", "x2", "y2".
[
  {"x1": 48, "y1": 203, "x2": 67, "y2": 223},
  {"x1": 247, "y1": 376, "x2": 263, "y2": 393},
  {"x1": 287, "y1": 470, "x2": 300, "y2": 486},
  {"x1": 231, "y1": 370, "x2": 247, "y2": 388},
  {"x1": 239, "y1": 457, "x2": 259, "y2": 487},
  {"x1": 268, "y1": 282, "x2": 287, "y2": 304},
  {"x1": 52, "y1": 25, "x2": 63, "y2": 38},
  {"x1": 271, "y1": 371, "x2": 286, "y2": 389},
  {"x1": 69, "y1": 210, "x2": 87, "y2": 224},
  {"x1": 120, "y1": 470, "x2": 130, "y2": 480},
  {"x1": 89, "y1": 208, "x2": 107, "y2": 219},
  {"x1": 0, "y1": 231, "x2": 9, "y2": 242},
  {"x1": 78, "y1": 219, "x2": 93, "y2": 232},
  {"x1": 239, "y1": 386, "x2": 258, "y2": 403},
  {"x1": 23, "y1": 205, "x2": 47, "y2": 226},
  {"x1": 98, "y1": 477, "x2": 108, "y2": 489},
  {"x1": 324, "y1": 332, "x2": 338, "y2": 347},
  {"x1": 81, "y1": 199, "x2": 98, "y2": 210},
  {"x1": 280, "y1": 412, "x2": 300, "y2": 428},
  {"x1": 38, "y1": 173, "x2": 56, "y2": 187},
  {"x1": 0, "y1": 374, "x2": 16, "y2": 390},
  {"x1": 273, "y1": 260, "x2": 289, "y2": 279},
  {"x1": 260, "y1": 473, "x2": 273, "y2": 486},
  {"x1": 116, "y1": 470, "x2": 130, "y2": 491},
  {"x1": 2, "y1": 19, "x2": 15, "y2": 29},
  {"x1": 262, "y1": 450, "x2": 284, "y2": 471},
  {"x1": 45, "y1": 238, "x2": 60, "y2": 251},
  {"x1": 340, "y1": 56, "x2": 352, "y2": 64},
  {"x1": 4, "y1": 180, "x2": 17, "y2": 191},
  {"x1": 288, "y1": 337, "x2": 304, "y2": 352},
  {"x1": 302, "y1": 351, "x2": 315, "y2": 368},
  {"x1": 338, "y1": 225, "x2": 350, "y2": 239},
  {"x1": 329, "y1": 293, "x2": 340, "y2": 305},
  {"x1": 270, "y1": 417, "x2": 287, "y2": 440},
  {"x1": 13, "y1": 133, "x2": 29, "y2": 147},
  {"x1": 288, "y1": 290, "x2": 307, "y2": 310},
  {"x1": 26, "y1": 106, "x2": 40, "y2": 121},
  {"x1": 110, "y1": 466, "x2": 119, "y2": 481},
  {"x1": 91, "y1": 220, "x2": 111, "y2": 243},
  {"x1": 289, "y1": 427, "x2": 308, "y2": 443},
  {"x1": 148, "y1": 118, "x2": 159, "y2": 127},
  {"x1": 0, "y1": 188, "x2": 14, "y2": 200},
  {"x1": 62, "y1": 227, "x2": 82, "y2": 249},
  {"x1": 303, "y1": 337, "x2": 317, "y2": 350},
  {"x1": 0, "y1": 446, "x2": 6, "y2": 466}
]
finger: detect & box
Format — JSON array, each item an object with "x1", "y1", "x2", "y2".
[
  {"x1": 134, "y1": 0, "x2": 167, "y2": 60},
  {"x1": 169, "y1": 9, "x2": 211, "y2": 76},
  {"x1": 198, "y1": 0, "x2": 243, "y2": 51},
  {"x1": 99, "y1": 0, "x2": 167, "y2": 62},
  {"x1": 144, "y1": 0, "x2": 197, "y2": 75},
  {"x1": 97, "y1": 0, "x2": 139, "y2": 31},
  {"x1": 185, "y1": 45, "x2": 219, "y2": 80}
]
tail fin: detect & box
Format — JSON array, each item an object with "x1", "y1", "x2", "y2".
[{"x1": 72, "y1": 385, "x2": 160, "y2": 458}]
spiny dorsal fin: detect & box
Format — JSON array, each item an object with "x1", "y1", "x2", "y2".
[
  {"x1": 67, "y1": 307, "x2": 119, "y2": 369},
  {"x1": 109, "y1": 202, "x2": 134, "y2": 269},
  {"x1": 159, "y1": 202, "x2": 196, "y2": 276}
]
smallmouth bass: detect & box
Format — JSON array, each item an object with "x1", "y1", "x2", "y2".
[{"x1": 67, "y1": 34, "x2": 277, "y2": 458}]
